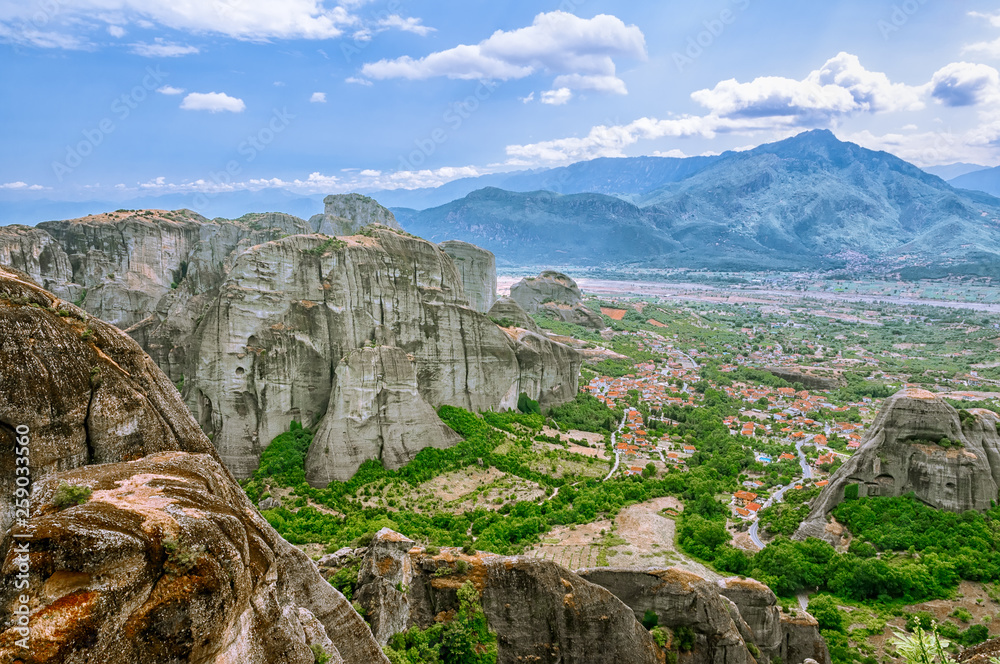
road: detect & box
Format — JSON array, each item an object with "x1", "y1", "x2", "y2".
[
  {"x1": 748, "y1": 435, "x2": 814, "y2": 548},
  {"x1": 603, "y1": 411, "x2": 629, "y2": 481}
]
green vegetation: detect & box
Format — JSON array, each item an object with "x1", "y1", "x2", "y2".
[
  {"x1": 52, "y1": 481, "x2": 92, "y2": 509},
  {"x1": 307, "y1": 237, "x2": 348, "y2": 256},
  {"x1": 383, "y1": 581, "x2": 498, "y2": 664},
  {"x1": 547, "y1": 392, "x2": 623, "y2": 434}
]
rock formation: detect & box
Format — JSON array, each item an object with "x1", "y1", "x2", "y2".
[
  {"x1": 350, "y1": 530, "x2": 831, "y2": 664},
  {"x1": 796, "y1": 388, "x2": 1000, "y2": 542},
  {"x1": 309, "y1": 193, "x2": 401, "y2": 236},
  {"x1": 305, "y1": 347, "x2": 462, "y2": 483},
  {"x1": 355, "y1": 530, "x2": 663, "y2": 664},
  {"x1": 439, "y1": 240, "x2": 497, "y2": 313},
  {"x1": 510, "y1": 270, "x2": 605, "y2": 330},
  {"x1": 0, "y1": 265, "x2": 388, "y2": 663},
  {"x1": 488, "y1": 296, "x2": 543, "y2": 334},
  {"x1": 0, "y1": 203, "x2": 581, "y2": 485}
]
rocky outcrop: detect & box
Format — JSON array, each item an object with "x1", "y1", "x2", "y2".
[
  {"x1": 961, "y1": 637, "x2": 1000, "y2": 662},
  {"x1": 0, "y1": 207, "x2": 581, "y2": 484},
  {"x1": 305, "y1": 346, "x2": 462, "y2": 485},
  {"x1": 796, "y1": 388, "x2": 1000, "y2": 542},
  {"x1": 309, "y1": 193, "x2": 401, "y2": 236},
  {"x1": 488, "y1": 296, "x2": 542, "y2": 334},
  {"x1": 354, "y1": 531, "x2": 663, "y2": 664},
  {"x1": 579, "y1": 568, "x2": 754, "y2": 664},
  {"x1": 510, "y1": 270, "x2": 605, "y2": 330},
  {"x1": 187, "y1": 230, "x2": 578, "y2": 481},
  {"x1": 439, "y1": 240, "x2": 496, "y2": 313},
  {"x1": 0, "y1": 225, "x2": 79, "y2": 301},
  {"x1": 763, "y1": 367, "x2": 844, "y2": 391},
  {"x1": 718, "y1": 577, "x2": 830, "y2": 664},
  {"x1": 0, "y1": 266, "x2": 388, "y2": 663}
]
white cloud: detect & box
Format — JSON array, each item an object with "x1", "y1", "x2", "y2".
[
  {"x1": 966, "y1": 12, "x2": 1000, "y2": 58},
  {"x1": 0, "y1": 23, "x2": 88, "y2": 49},
  {"x1": 360, "y1": 11, "x2": 645, "y2": 100},
  {"x1": 0, "y1": 0, "x2": 362, "y2": 44},
  {"x1": 519, "y1": 92, "x2": 535, "y2": 104},
  {"x1": 345, "y1": 76, "x2": 372, "y2": 86},
  {"x1": 130, "y1": 40, "x2": 199, "y2": 57},
  {"x1": 180, "y1": 92, "x2": 245, "y2": 113},
  {"x1": 108, "y1": 25, "x2": 125, "y2": 38},
  {"x1": 157, "y1": 85, "x2": 185, "y2": 95},
  {"x1": 310, "y1": 91, "x2": 327, "y2": 103},
  {"x1": 929, "y1": 62, "x2": 1000, "y2": 107},
  {"x1": 376, "y1": 15, "x2": 434, "y2": 36},
  {"x1": 541, "y1": 88, "x2": 572, "y2": 105},
  {"x1": 0, "y1": 181, "x2": 46, "y2": 190}
]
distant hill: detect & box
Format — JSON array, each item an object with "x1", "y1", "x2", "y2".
[
  {"x1": 922, "y1": 162, "x2": 990, "y2": 181},
  {"x1": 951, "y1": 165, "x2": 1000, "y2": 198},
  {"x1": 399, "y1": 130, "x2": 1000, "y2": 274},
  {"x1": 368, "y1": 155, "x2": 721, "y2": 209}
]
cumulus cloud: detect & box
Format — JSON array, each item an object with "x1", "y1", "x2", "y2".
[
  {"x1": 108, "y1": 25, "x2": 126, "y2": 38},
  {"x1": 0, "y1": 181, "x2": 46, "y2": 190},
  {"x1": 130, "y1": 40, "x2": 199, "y2": 57},
  {"x1": 360, "y1": 11, "x2": 646, "y2": 100},
  {"x1": 180, "y1": 92, "x2": 245, "y2": 113},
  {"x1": 504, "y1": 53, "x2": 1000, "y2": 166},
  {"x1": 691, "y1": 52, "x2": 924, "y2": 122},
  {"x1": 310, "y1": 91, "x2": 327, "y2": 103},
  {"x1": 345, "y1": 76, "x2": 372, "y2": 86},
  {"x1": 541, "y1": 88, "x2": 572, "y2": 105},
  {"x1": 156, "y1": 85, "x2": 185, "y2": 95},
  {"x1": 929, "y1": 62, "x2": 1000, "y2": 107}
]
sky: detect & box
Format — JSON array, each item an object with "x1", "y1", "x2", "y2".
[{"x1": 2, "y1": 0, "x2": 1000, "y2": 204}]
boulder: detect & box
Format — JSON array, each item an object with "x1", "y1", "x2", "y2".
[
  {"x1": 0, "y1": 266, "x2": 387, "y2": 663},
  {"x1": 355, "y1": 528, "x2": 416, "y2": 644},
  {"x1": 439, "y1": 240, "x2": 497, "y2": 313},
  {"x1": 309, "y1": 193, "x2": 401, "y2": 236},
  {"x1": 796, "y1": 388, "x2": 1000, "y2": 542},
  {"x1": 510, "y1": 271, "x2": 604, "y2": 330},
  {"x1": 488, "y1": 296, "x2": 543, "y2": 334}
]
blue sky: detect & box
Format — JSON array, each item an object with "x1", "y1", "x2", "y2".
[{"x1": 2, "y1": 0, "x2": 1000, "y2": 203}]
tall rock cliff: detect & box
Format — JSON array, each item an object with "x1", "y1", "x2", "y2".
[
  {"x1": 0, "y1": 203, "x2": 579, "y2": 484},
  {"x1": 439, "y1": 240, "x2": 497, "y2": 313},
  {"x1": 796, "y1": 388, "x2": 1000, "y2": 542},
  {"x1": 309, "y1": 193, "x2": 402, "y2": 236},
  {"x1": 0, "y1": 265, "x2": 388, "y2": 664},
  {"x1": 510, "y1": 270, "x2": 605, "y2": 330},
  {"x1": 185, "y1": 229, "x2": 579, "y2": 481}
]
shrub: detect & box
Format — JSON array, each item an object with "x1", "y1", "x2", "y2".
[
  {"x1": 311, "y1": 644, "x2": 332, "y2": 664},
  {"x1": 53, "y1": 482, "x2": 92, "y2": 510},
  {"x1": 162, "y1": 536, "x2": 204, "y2": 575},
  {"x1": 642, "y1": 609, "x2": 659, "y2": 629},
  {"x1": 807, "y1": 595, "x2": 845, "y2": 632}
]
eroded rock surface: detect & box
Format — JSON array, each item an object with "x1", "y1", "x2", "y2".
[
  {"x1": 796, "y1": 388, "x2": 1000, "y2": 541},
  {"x1": 0, "y1": 225, "x2": 79, "y2": 301},
  {"x1": 488, "y1": 296, "x2": 542, "y2": 334},
  {"x1": 440, "y1": 240, "x2": 496, "y2": 313},
  {"x1": 0, "y1": 266, "x2": 387, "y2": 664},
  {"x1": 309, "y1": 193, "x2": 401, "y2": 236},
  {"x1": 510, "y1": 270, "x2": 604, "y2": 330}
]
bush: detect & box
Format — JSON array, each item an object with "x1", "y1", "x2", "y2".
[
  {"x1": 53, "y1": 481, "x2": 92, "y2": 510},
  {"x1": 311, "y1": 644, "x2": 332, "y2": 664},
  {"x1": 517, "y1": 393, "x2": 541, "y2": 416},
  {"x1": 807, "y1": 595, "x2": 844, "y2": 632},
  {"x1": 642, "y1": 609, "x2": 659, "y2": 629}
]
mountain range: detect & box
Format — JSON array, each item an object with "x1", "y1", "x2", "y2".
[{"x1": 395, "y1": 130, "x2": 1000, "y2": 274}]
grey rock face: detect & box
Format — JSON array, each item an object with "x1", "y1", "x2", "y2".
[
  {"x1": 510, "y1": 270, "x2": 604, "y2": 330},
  {"x1": 439, "y1": 240, "x2": 497, "y2": 313},
  {"x1": 309, "y1": 193, "x2": 401, "y2": 236},
  {"x1": 796, "y1": 388, "x2": 1000, "y2": 542},
  {"x1": 0, "y1": 267, "x2": 388, "y2": 664},
  {"x1": 579, "y1": 568, "x2": 753, "y2": 664},
  {"x1": 305, "y1": 346, "x2": 462, "y2": 485},
  {"x1": 353, "y1": 536, "x2": 662, "y2": 664},
  {"x1": 0, "y1": 224, "x2": 79, "y2": 300},
  {"x1": 718, "y1": 577, "x2": 831, "y2": 664},
  {"x1": 488, "y1": 297, "x2": 542, "y2": 333}
]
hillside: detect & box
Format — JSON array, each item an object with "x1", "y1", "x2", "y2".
[
  {"x1": 399, "y1": 130, "x2": 1000, "y2": 273},
  {"x1": 952, "y1": 164, "x2": 1000, "y2": 198}
]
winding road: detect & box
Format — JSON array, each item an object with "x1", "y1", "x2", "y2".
[
  {"x1": 603, "y1": 411, "x2": 630, "y2": 481},
  {"x1": 748, "y1": 435, "x2": 814, "y2": 549}
]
